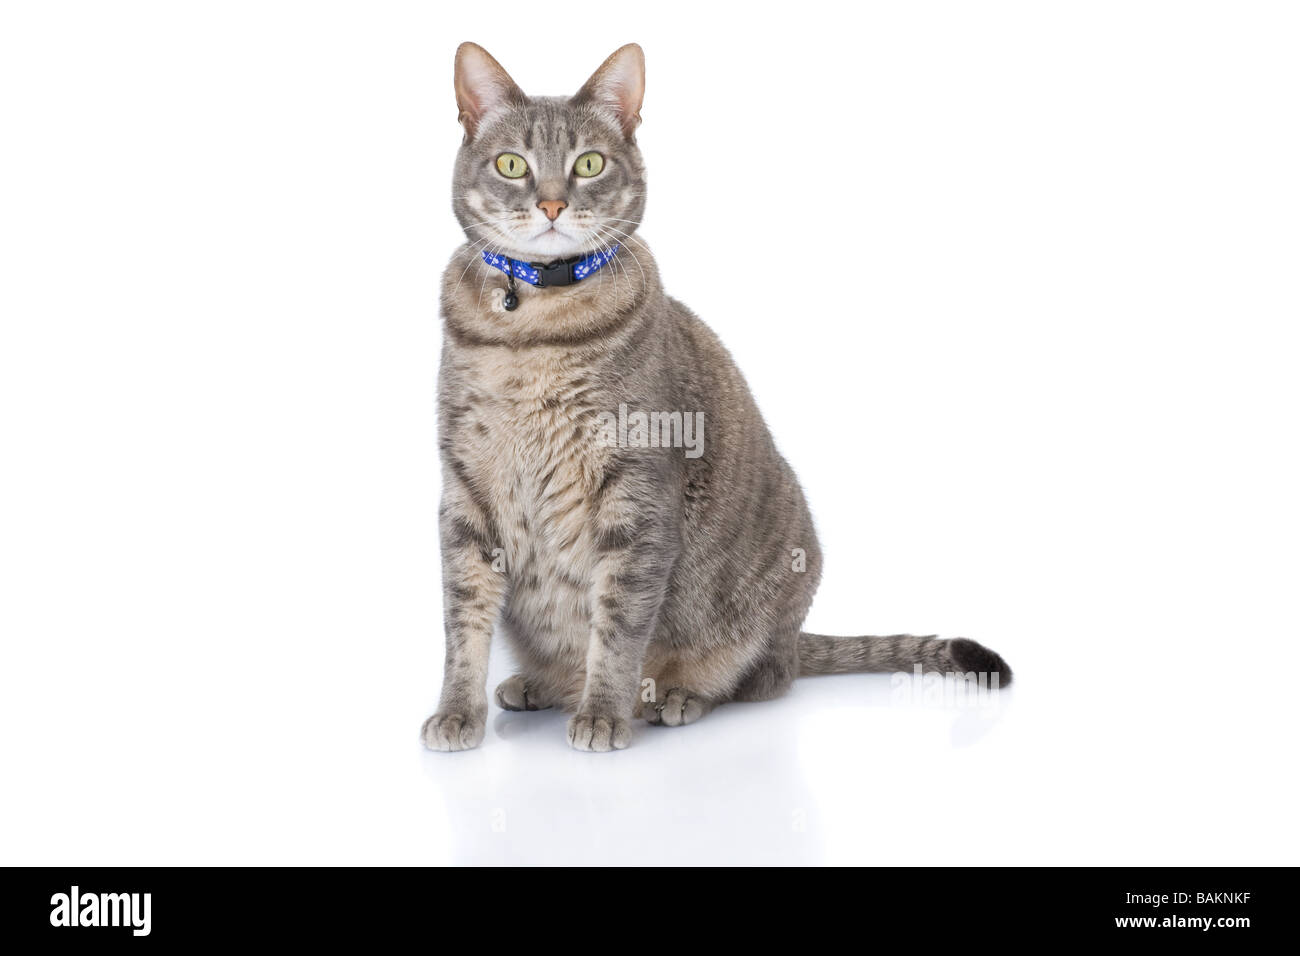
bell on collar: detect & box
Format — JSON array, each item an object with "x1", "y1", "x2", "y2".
[{"x1": 503, "y1": 269, "x2": 518, "y2": 311}]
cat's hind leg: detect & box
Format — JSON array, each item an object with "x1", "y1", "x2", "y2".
[
  {"x1": 494, "y1": 673, "x2": 554, "y2": 711},
  {"x1": 643, "y1": 686, "x2": 714, "y2": 726},
  {"x1": 728, "y1": 640, "x2": 799, "y2": 703},
  {"x1": 638, "y1": 641, "x2": 758, "y2": 727}
]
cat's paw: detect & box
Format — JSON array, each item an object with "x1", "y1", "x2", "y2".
[
  {"x1": 644, "y1": 687, "x2": 711, "y2": 727},
  {"x1": 494, "y1": 674, "x2": 551, "y2": 711},
  {"x1": 422, "y1": 710, "x2": 486, "y2": 752},
  {"x1": 566, "y1": 713, "x2": 632, "y2": 752}
]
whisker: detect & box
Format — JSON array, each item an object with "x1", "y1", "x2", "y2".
[
  {"x1": 595, "y1": 223, "x2": 647, "y2": 286},
  {"x1": 596, "y1": 219, "x2": 652, "y2": 264},
  {"x1": 475, "y1": 231, "x2": 514, "y2": 310},
  {"x1": 478, "y1": 241, "x2": 513, "y2": 310},
  {"x1": 585, "y1": 224, "x2": 619, "y2": 299},
  {"x1": 452, "y1": 223, "x2": 522, "y2": 299},
  {"x1": 457, "y1": 214, "x2": 527, "y2": 230},
  {"x1": 451, "y1": 232, "x2": 507, "y2": 298},
  {"x1": 594, "y1": 226, "x2": 635, "y2": 293},
  {"x1": 597, "y1": 221, "x2": 650, "y2": 249},
  {"x1": 596, "y1": 224, "x2": 642, "y2": 298}
]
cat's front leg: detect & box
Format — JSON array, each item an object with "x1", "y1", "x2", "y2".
[
  {"x1": 568, "y1": 505, "x2": 675, "y2": 752},
  {"x1": 422, "y1": 498, "x2": 507, "y2": 752}
]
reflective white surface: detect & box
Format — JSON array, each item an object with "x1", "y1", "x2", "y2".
[
  {"x1": 406, "y1": 642, "x2": 1296, "y2": 865},
  {"x1": 7, "y1": 610, "x2": 1297, "y2": 866}
]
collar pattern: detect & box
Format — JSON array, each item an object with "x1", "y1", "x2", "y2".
[{"x1": 481, "y1": 244, "x2": 620, "y2": 288}]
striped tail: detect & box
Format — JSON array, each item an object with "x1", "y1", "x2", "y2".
[{"x1": 797, "y1": 633, "x2": 1013, "y2": 685}]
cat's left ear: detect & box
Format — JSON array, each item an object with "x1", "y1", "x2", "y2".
[{"x1": 573, "y1": 44, "x2": 645, "y2": 140}]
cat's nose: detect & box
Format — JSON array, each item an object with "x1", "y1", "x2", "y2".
[{"x1": 537, "y1": 199, "x2": 567, "y2": 221}]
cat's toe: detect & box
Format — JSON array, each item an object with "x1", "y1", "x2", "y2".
[
  {"x1": 648, "y1": 687, "x2": 710, "y2": 727},
  {"x1": 422, "y1": 710, "x2": 486, "y2": 751},
  {"x1": 495, "y1": 674, "x2": 548, "y2": 711},
  {"x1": 567, "y1": 713, "x2": 632, "y2": 752}
]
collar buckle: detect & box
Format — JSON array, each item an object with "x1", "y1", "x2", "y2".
[{"x1": 532, "y1": 259, "x2": 574, "y2": 288}]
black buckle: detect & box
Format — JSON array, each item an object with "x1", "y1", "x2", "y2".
[{"x1": 532, "y1": 259, "x2": 574, "y2": 288}]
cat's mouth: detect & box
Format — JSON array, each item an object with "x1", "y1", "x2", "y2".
[{"x1": 516, "y1": 222, "x2": 587, "y2": 258}]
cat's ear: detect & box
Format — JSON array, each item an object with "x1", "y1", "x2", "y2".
[
  {"x1": 573, "y1": 43, "x2": 645, "y2": 139},
  {"x1": 454, "y1": 42, "x2": 524, "y2": 141}
]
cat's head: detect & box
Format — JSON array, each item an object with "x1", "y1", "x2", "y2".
[{"x1": 451, "y1": 43, "x2": 646, "y2": 262}]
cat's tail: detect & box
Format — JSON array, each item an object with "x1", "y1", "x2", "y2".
[{"x1": 797, "y1": 633, "x2": 1013, "y2": 686}]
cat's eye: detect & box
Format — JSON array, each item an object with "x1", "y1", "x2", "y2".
[
  {"x1": 573, "y1": 152, "x2": 605, "y2": 178},
  {"x1": 495, "y1": 153, "x2": 528, "y2": 179}
]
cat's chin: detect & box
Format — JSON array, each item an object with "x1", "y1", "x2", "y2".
[{"x1": 508, "y1": 226, "x2": 591, "y2": 262}]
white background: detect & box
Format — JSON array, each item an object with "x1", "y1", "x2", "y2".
[{"x1": 2, "y1": 1, "x2": 1298, "y2": 866}]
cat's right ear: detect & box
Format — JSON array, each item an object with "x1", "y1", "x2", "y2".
[{"x1": 454, "y1": 42, "x2": 524, "y2": 141}]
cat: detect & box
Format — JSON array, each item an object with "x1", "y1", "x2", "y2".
[{"x1": 423, "y1": 42, "x2": 1011, "y2": 752}]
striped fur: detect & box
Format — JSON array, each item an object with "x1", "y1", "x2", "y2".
[
  {"x1": 422, "y1": 43, "x2": 1012, "y2": 753},
  {"x1": 798, "y1": 634, "x2": 1013, "y2": 682}
]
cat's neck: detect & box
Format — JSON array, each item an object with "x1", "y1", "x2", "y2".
[{"x1": 440, "y1": 237, "x2": 660, "y2": 349}]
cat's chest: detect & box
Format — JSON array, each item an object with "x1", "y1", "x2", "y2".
[{"x1": 447, "y1": 349, "x2": 611, "y2": 562}]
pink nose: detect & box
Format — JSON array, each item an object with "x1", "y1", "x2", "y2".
[{"x1": 537, "y1": 199, "x2": 567, "y2": 221}]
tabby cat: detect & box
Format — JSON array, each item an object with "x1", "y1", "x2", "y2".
[{"x1": 423, "y1": 42, "x2": 1011, "y2": 752}]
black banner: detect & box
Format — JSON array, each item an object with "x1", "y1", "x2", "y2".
[{"x1": 5, "y1": 866, "x2": 1288, "y2": 944}]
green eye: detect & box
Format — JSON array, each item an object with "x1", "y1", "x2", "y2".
[
  {"x1": 573, "y1": 152, "x2": 605, "y2": 177},
  {"x1": 495, "y1": 153, "x2": 528, "y2": 178}
]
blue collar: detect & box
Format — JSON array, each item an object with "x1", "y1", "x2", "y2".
[{"x1": 482, "y1": 244, "x2": 620, "y2": 288}]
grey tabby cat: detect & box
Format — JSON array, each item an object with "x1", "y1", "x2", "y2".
[{"x1": 423, "y1": 42, "x2": 1011, "y2": 753}]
